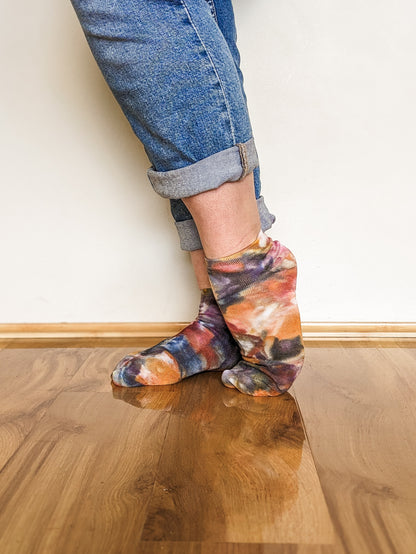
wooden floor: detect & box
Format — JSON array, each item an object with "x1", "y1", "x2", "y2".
[{"x1": 0, "y1": 339, "x2": 415, "y2": 554}]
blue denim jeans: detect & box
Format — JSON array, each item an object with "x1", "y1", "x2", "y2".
[{"x1": 70, "y1": 0, "x2": 276, "y2": 250}]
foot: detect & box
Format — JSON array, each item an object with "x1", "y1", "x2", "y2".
[
  {"x1": 206, "y1": 232, "x2": 305, "y2": 397},
  {"x1": 112, "y1": 288, "x2": 241, "y2": 387}
]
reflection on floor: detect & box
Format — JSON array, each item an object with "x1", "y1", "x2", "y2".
[{"x1": 0, "y1": 339, "x2": 415, "y2": 553}]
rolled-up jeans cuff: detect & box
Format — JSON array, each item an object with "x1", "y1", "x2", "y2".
[
  {"x1": 147, "y1": 138, "x2": 259, "y2": 199},
  {"x1": 175, "y1": 196, "x2": 276, "y2": 251}
]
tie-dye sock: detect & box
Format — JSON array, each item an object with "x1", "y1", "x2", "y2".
[
  {"x1": 206, "y1": 231, "x2": 304, "y2": 397},
  {"x1": 111, "y1": 288, "x2": 241, "y2": 387}
]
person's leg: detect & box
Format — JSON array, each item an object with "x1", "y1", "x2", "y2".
[
  {"x1": 183, "y1": 177, "x2": 304, "y2": 396},
  {"x1": 70, "y1": 0, "x2": 274, "y2": 202},
  {"x1": 167, "y1": 2, "x2": 304, "y2": 396},
  {"x1": 115, "y1": 167, "x2": 303, "y2": 392},
  {"x1": 167, "y1": 0, "x2": 272, "y2": 252},
  {"x1": 70, "y1": 0, "x2": 274, "y2": 260},
  {"x1": 70, "y1": 0, "x2": 265, "y2": 386},
  {"x1": 183, "y1": 173, "x2": 260, "y2": 258},
  {"x1": 70, "y1": 0, "x2": 302, "y2": 393},
  {"x1": 112, "y1": 285, "x2": 241, "y2": 387},
  {"x1": 190, "y1": 250, "x2": 211, "y2": 289}
]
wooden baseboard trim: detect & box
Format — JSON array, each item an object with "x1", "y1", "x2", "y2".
[{"x1": 0, "y1": 322, "x2": 415, "y2": 341}]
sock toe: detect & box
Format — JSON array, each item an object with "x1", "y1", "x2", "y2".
[
  {"x1": 222, "y1": 362, "x2": 285, "y2": 397},
  {"x1": 111, "y1": 355, "x2": 144, "y2": 387},
  {"x1": 111, "y1": 288, "x2": 239, "y2": 388},
  {"x1": 221, "y1": 368, "x2": 239, "y2": 389}
]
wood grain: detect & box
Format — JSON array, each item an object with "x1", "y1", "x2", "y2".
[
  {"x1": 1, "y1": 322, "x2": 415, "y2": 341},
  {"x1": 0, "y1": 342, "x2": 415, "y2": 553},
  {"x1": 3, "y1": 337, "x2": 159, "y2": 349},
  {"x1": 0, "y1": 347, "x2": 91, "y2": 471},
  {"x1": 139, "y1": 374, "x2": 333, "y2": 544},
  {"x1": 0, "y1": 322, "x2": 186, "y2": 339},
  {"x1": 0, "y1": 390, "x2": 172, "y2": 554},
  {"x1": 0, "y1": 340, "x2": 11, "y2": 350},
  {"x1": 64, "y1": 347, "x2": 135, "y2": 392},
  {"x1": 293, "y1": 342, "x2": 416, "y2": 554},
  {"x1": 136, "y1": 543, "x2": 337, "y2": 554}
]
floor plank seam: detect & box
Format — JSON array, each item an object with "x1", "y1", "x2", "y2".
[{"x1": 136, "y1": 397, "x2": 174, "y2": 543}]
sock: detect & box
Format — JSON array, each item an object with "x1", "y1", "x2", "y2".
[
  {"x1": 206, "y1": 231, "x2": 304, "y2": 396},
  {"x1": 111, "y1": 288, "x2": 241, "y2": 387}
]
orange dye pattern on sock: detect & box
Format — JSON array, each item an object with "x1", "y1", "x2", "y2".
[
  {"x1": 207, "y1": 232, "x2": 305, "y2": 397},
  {"x1": 111, "y1": 289, "x2": 241, "y2": 388}
]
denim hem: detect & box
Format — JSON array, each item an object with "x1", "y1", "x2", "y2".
[
  {"x1": 175, "y1": 196, "x2": 276, "y2": 251},
  {"x1": 147, "y1": 138, "x2": 258, "y2": 200}
]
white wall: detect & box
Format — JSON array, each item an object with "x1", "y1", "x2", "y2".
[{"x1": 1, "y1": 0, "x2": 415, "y2": 323}]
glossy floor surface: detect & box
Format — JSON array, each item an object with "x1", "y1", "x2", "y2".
[{"x1": 0, "y1": 339, "x2": 415, "y2": 553}]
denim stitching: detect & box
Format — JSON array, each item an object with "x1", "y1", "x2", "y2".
[
  {"x1": 180, "y1": 0, "x2": 236, "y2": 143},
  {"x1": 237, "y1": 143, "x2": 249, "y2": 178},
  {"x1": 204, "y1": 0, "x2": 218, "y2": 23}
]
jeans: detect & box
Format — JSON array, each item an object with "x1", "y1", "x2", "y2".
[{"x1": 70, "y1": 0, "x2": 276, "y2": 250}]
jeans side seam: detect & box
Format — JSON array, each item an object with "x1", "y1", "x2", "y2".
[
  {"x1": 237, "y1": 142, "x2": 249, "y2": 178},
  {"x1": 180, "y1": 0, "x2": 236, "y2": 143},
  {"x1": 205, "y1": 0, "x2": 218, "y2": 23},
  {"x1": 147, "y1": 137, "x2": 259, "y2": 199}
]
